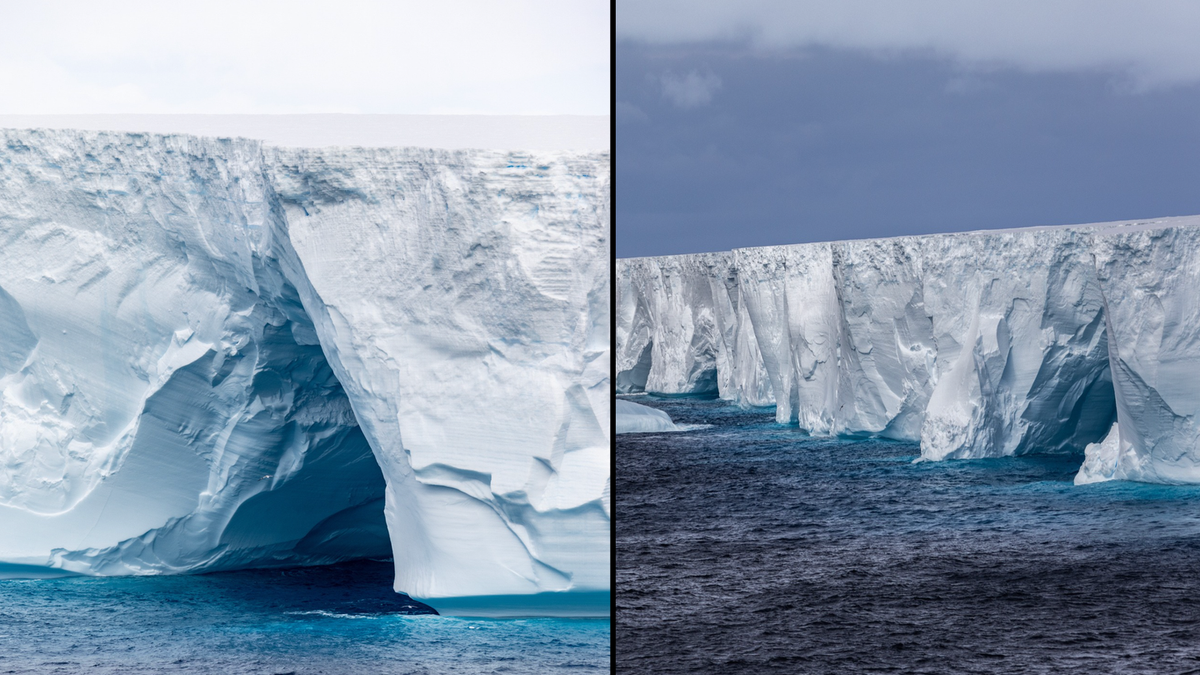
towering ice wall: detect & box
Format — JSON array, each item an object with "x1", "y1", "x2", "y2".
[
  {"x1": 0, "y1": 129, "x2": 609, "y2": 611},
  {"x1": 911, "y1": 228, "x2": 1114, "y2": 460},
  {"x1": 268, "y1": 147, "x2": 611, "y2": 606},
  {"x1": 618, "y1": 217, "x2": 1200, "y2": 483},
  {"x1": 615, "y1": 253, "x2": 771, "y2": 406},
  {"x1": 1081, "y1": 224, "x2": 1200, "y2": 483}
]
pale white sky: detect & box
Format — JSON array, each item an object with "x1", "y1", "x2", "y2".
[{"x1": 0, "y1": 0, "x2": 610, "y2": 115}]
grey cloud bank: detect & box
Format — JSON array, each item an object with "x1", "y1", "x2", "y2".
[
  {"x1": 618, "y1": 1, "x2": 1200, "y2": 88},
  {"x1": 660, "y1": 70, "x2": 723, "y2": 108},
  {"x1": 616, "y1": 44, "x2": 1200, "y2": 257}
]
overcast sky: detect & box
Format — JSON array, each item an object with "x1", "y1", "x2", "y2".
[
  {"x1": 0, "y1": 1, "x2": 609, "y2": 115},
  {"x1": 617, "y1": 1, "x2": 1200, "y2": 257}
]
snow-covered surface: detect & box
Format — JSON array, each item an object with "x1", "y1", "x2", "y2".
[
  {"x1": 0, "y1": 115, "x2": 609, "y2": 151},
  {"x1": 0, "y1": 128, "x2": 609, "y2": 612},
  {"x1": 617, "y1": 216, "x2": 1200, "y2": 483},
  {"x1": 616, "y1": 400, "x2": 679, "y2": 434}
]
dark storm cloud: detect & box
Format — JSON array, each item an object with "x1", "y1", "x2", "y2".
[{"x1": 616, "y1": 43, "x2": 1200, "y2": 257}]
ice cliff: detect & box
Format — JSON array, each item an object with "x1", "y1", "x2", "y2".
[
  {"x1": 617, "y1": 216, "x2": 1200, "y2": 484},
  {"x1": 0, "y1": 129, "x2": 609, "y2": 612}
]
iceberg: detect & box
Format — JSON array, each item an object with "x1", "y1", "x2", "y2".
[
  {"x1": 616, "y1": 253, "x2": 772, "y2": 407},
  {"x1": 617, "y1": 217, "x2": 1200, "y2": 484},
  {"x1": 616, "y1": 399, "x2": 679, "y2": 434},
  {"x1": 0, "y1": 128, "x2": 609, "y2": 613}
]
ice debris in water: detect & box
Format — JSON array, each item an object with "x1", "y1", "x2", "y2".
[{"x1": 616, "y1": 400, "x2": 679, "y2": 434}]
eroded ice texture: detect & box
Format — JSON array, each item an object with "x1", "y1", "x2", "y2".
[
  {"x1": 1075, "y1": 423, "x2": 1122, "y2": 485},
  {"x1": 616, "y1": 253, "x2": 772, "y2": 406},
  {"x1": 0, "y1": 129, "x2": 609, "y2": 610},
  {"x1": 617, "y1": 217, "x2": 1200, "y2": 483},
  {"x1": 268, "y1": 146, "x2": 611, "y2": 604},
  {"x1": 616, "y1": 400, "x2": 679, "y2": 434}
]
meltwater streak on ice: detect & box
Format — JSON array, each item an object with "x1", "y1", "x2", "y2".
[
  {"x1": 0, "y1": 128, "x2": 610, "y2": 612},
  {"x1": 617, "y1": 216, "x2": 1200, "y2": 484},
  {"x1": 617, "y1": 397, "x2": 1200, "y2": 673}
]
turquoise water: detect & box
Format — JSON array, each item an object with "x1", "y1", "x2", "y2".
[{"x1": 0, "y1": 561, "x2": 610, "y2": 674}]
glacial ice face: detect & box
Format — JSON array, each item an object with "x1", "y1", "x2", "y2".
[
  {"x1": 1088, "y1": 225, "x2": 1200, "y2": 483},
  {"x1": 616, "y1": 400, "x2": 679, "y2": 434},
  {"x1": 0, "y1": 129, "x2": 609, "y2": 606},
  {"x1": 268, "y1": 146, "x2": 611, "y2": 602},
  {"x1": 616, "y1": 253, "x2": 772, "y2": 406},
  {"x1": 0, "y1": 131, "x2": 389, "y2": 575},
  {"x1": 1074, "y1": 422, "x2": 1122, "y2": 485},
  {"x1": 618, "y1": 217, "x2": 1200, "y2": 481},
  {"x1": 915, "y1": 229, "x2": 1115, "y2": 460}
]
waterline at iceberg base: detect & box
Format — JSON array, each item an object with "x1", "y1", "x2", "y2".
[
  {"x1": 616, "y1": 216, "x2": 1200, "y2": 483},
  {"x1": 0, "y1": 129, "x2": 610, "y2": 616},
  {"x1": 2, "y1": 560, "x2": 611, "y2": 674}
]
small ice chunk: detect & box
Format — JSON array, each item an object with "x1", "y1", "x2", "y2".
[{"x1": 616, "y1": 399, "x2": 679, "y2": 434}]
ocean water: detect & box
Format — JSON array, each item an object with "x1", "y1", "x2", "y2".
[
  {"x1": 617, "y1": 396, "x2": 1200, "y2": 674},
  {"x1": 0, "y1": 561, "x2": 610, "y2": 674}
]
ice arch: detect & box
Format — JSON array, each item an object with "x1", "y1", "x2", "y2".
[{"x1": 0, "y1": 129, "x2": 610, "y2": 614}]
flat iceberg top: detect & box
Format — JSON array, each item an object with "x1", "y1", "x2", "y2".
[
  {"x1": 0, "y1": 114, "x2": 610, "y2": 151},
  {"x1": 618, "y1": 214, "x2": 1200, "y2": 262}
]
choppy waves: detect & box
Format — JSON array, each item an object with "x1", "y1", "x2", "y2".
[{"x1": 617, "y1": 397, "x2": 1200, "y2": 673}]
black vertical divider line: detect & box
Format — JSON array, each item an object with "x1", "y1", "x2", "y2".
[{"x1": 609, "y1": 0, "x2": 618, "y2": 667}]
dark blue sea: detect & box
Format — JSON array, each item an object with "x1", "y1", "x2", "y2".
[
  {"x1": 616, "y1": 396, "x2": 1200, "y2": 674},
  {"x1": 0, "y1": 561, "x2": 610, "y2": 674}
]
